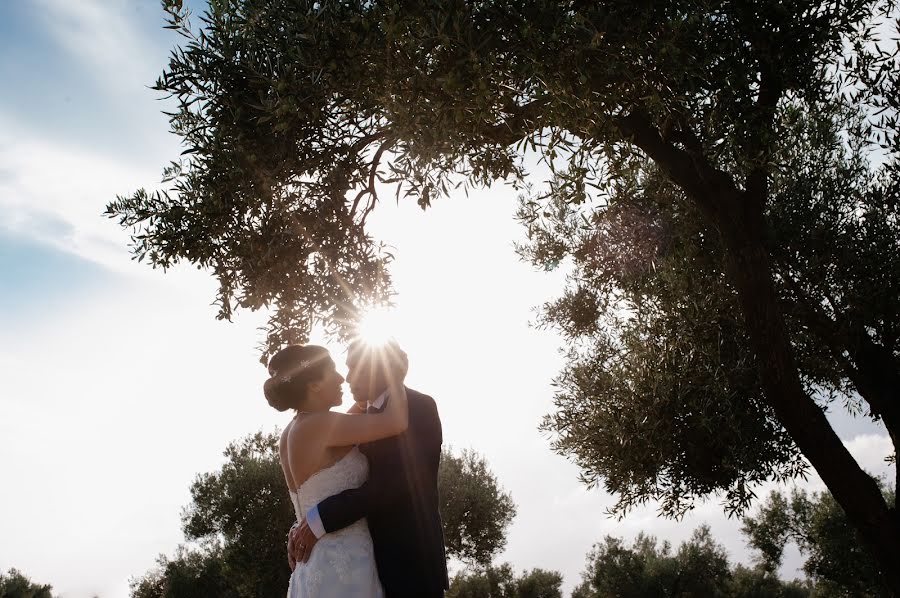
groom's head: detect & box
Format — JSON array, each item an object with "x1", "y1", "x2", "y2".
[{"x1": 345, "y1": 338, "x2": 404, "y2": 404}]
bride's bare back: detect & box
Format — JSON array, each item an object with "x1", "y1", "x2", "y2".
[{"x1": 279, "y1": 417, "x2": 354, "y2": 492}]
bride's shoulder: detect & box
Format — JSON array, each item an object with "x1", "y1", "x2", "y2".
[{"x1": 287, "y1": 411, "x2": 333, "y2": 440}]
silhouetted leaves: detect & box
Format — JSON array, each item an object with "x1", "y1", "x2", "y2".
[
  {"x1": 743, "y1": 487, "x2": 897, "y2": 596},
  {"x1": 440, "y1": 448, "x2": 517, "y2": 567},
  {"x1": 448, "y1": 564, "x2": 564, "y2": 598},
  {"x1": 0, "y1": 569, "x2": 55, "y2": 598}
]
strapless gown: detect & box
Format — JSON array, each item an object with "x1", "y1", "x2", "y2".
[{"x1": 287, "y1": 447, "x2": 384, "y2": 598}]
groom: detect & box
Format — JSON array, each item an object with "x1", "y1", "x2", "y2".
[{"x1": 289, "y1": 339, "x2": 449, "y2": 597}]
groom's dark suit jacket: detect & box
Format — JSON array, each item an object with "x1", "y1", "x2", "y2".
[{"x1": 317, "y1": 387, "x2": 449, "y2": 598}]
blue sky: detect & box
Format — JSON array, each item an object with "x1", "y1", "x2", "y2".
[
  {"x1": 0, "y1": 1, "x2": 177, "y2": 161},
  {"x1": 0, "y1": 2, "x2": 895, "y2": 597},
  {"x1": 0, "y1": 232, "x2": 110, "y2": 320},
  {"x1": 0, "y1": 1, "x2": 149, "y2": 327}
]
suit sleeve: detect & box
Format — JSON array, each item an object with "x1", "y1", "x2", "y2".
[
  {"x1": 420, "y1": 393, "x2": 442, "y2": 464},
  {"x1": 316, "y1": 394, "x2": 442, "y2": 534}
]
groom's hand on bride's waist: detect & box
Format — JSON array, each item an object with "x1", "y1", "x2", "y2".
[
  {"x1": 290, "y1": 519, "x2": 320, "y2": 565},
  {"x1": 287, "y1": 522, "x2": 299, "y2": 571}
]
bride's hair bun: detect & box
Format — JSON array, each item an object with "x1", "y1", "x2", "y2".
[{"x1": 263, "y1": 344, "x2": 330, "y2": 412}]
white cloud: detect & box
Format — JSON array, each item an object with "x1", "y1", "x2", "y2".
[
  {"x1": 32, "y1": 0, "x2": 165, "y2": 94},
  {"x1": 0, "y1": 113, "x2": 164, "y2": 275},
  {"x1": 845, "y1": 432, "x2": 895, "y2": 481},
  {"x1": 0, "y1": 2, "x2": 184, "y2": 278}
]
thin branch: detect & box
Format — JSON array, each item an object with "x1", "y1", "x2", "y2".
[
  {"x1": 351, "y1": 135, "x2": 396, "y2": 220},
  {"x1": 484, "y1": 98, "x2": 549, "y2": 145}
]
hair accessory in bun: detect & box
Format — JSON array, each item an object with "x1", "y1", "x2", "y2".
[{"x1": 273, "y1": 360, "x2": 313, "y2": 384}]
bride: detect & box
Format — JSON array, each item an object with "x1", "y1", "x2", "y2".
[{"x1": 263, "y1": 343, "x2": 408, "y2": 597}]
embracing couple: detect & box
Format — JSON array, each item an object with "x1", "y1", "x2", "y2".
[{"x1": 264, "y1": 339, "x2": 449, "y2": 597}]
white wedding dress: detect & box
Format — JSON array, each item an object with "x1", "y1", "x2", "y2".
[{"x1": 288, "y1": 447, "x2": 384, "y2": 598}]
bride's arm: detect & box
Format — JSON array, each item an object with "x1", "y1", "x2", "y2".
[{"x1": 317, "y1": 378, "x2": 407, "y2": 446}]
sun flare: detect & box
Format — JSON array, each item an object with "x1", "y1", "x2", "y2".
[{"x1": 355, "y1": 306, "x2": 398, "y2": 347}]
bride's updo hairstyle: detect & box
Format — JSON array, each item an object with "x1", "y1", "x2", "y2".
[{"x1": 264, "y1": 344, "x2": 331, "y2": 412}]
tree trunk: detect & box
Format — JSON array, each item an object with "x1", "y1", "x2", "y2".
[
  {"x1": 846, "y1": 337, "x2": 900, "y2": 498},
  {"x1": 619, "y1": 113, "x2": 900, "y2": 591},
  {"x1": 720, "y1": 204, "x2": 900, "y2": 596}
]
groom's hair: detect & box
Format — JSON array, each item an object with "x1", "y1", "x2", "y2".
[
  {"x1": 263, "y1": 344, "x2": 331, "y2": 412},
  {"x1": 345, "y1": 338, "x2": 404, "y2": 401}
]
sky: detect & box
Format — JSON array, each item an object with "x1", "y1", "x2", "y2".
[{"x1": 0, "y1": 2, "x2": 895, "y2": 597}]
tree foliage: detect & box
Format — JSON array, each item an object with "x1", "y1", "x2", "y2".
[
  {"x1": 743, "y1": 487, "x2": 897, "y2": 596},
  {"x1": 572, "y1": 527, "x2": 731, "y2": 598},
  {"x1": 130, "y1": 433, "x2": 514, "y2": 596},
  {"x1": 571, "y1": 526, "x2": 810, "y2": 598},
  {"x1": 447, "y1": 564, "x2": 564, "y2": 598},
  {"x1": 181, "y1": 432, "x2": 295, "y2": 597},
  {"x1": 525, "y1": 158, "x2": 805, "y2": 518},
  {"x1": 110, "y1": 0, "x2": 900, "y2": 585},
  {"x1": 440, "y1": 447, "x2": 517, "y2": 567},
  {"x1": 130, "y1": 432, "x2": 294, "y2": 598},
  {"x1": 0, "y1": 569, "x2": 55, "y2": 598},
  {"x1": 130, "y1": 545, "x2": 236, "y2": 598},
  {"x1": 727, "y1": 565, "x2": 812, "y2": 598}
]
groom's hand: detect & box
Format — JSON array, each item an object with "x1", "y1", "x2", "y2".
[
  {"x1": 287, "y1": 523, "x2": 300, "y2": 571},
  {"x1": 293, "y1": 519, "x2": 320, "y2": 564}
]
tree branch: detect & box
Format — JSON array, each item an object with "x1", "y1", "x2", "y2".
[
  {"x1": 484, "y1": 98, "x2": 548, "y2": 145},
  {"x1": 351, "y1": 135, "x2": 396, "y2": 225},
  {"x1": 780, "y1": 271, "x2": 900, "y2": 455},
  {"x1": 745, "y1": 64, "x2": 782, "y2": 208},
  {"x1": 615, "y1": 110, "x2": 740, "y2": 225}
]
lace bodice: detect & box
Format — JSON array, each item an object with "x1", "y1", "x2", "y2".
[
  {"x1": 287, "y1": 447, "x2": 383, "y2": 598},
  {"x1": 297, "y1": 447, "x2": 368, "y2": 512}
]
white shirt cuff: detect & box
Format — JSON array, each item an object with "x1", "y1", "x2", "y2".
[{"x1": 306, "y1": 505, "x2": 327, "y2": 539}]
